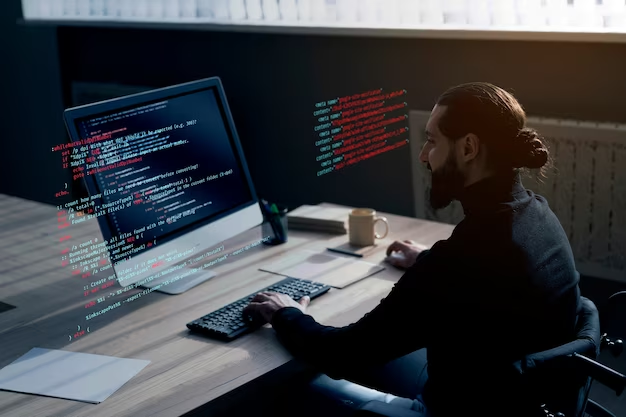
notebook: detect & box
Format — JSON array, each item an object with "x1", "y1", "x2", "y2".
[{"x1": 287, "y1": 205, "x2": 350, "y2": 234}]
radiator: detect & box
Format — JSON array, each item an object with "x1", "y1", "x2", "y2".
[{"x1": 409, "y1": 110, "x2": 626, "y2": 282}]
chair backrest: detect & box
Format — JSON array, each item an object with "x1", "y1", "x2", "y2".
[{"x1": 512, "y1": 297, "x2": 601, "y2": 417}]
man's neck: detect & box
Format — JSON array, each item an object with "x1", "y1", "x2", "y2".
[
  {"x1": 458, "y1": 171, "x2": 522, "y2": 215},
  {"x1": 463, "y1": 168, "x2": 497, "y2": 189}
]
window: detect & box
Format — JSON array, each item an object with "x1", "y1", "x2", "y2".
[{"x1": 21, "y1": 0, "x2": 626, "y2": 38}]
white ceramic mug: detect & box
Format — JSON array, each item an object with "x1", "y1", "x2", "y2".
[{"x1": 348, "y1": 208, "x2": 389, "y2": 247}]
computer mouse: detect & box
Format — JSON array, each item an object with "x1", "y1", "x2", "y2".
[{"x1": 387, "y1": 252, "x2": 406, "y2": 262}]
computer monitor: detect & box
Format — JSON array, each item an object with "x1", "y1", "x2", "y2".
[{"x1": 63, "y1": 77, "x2": 263, "y2": 294}]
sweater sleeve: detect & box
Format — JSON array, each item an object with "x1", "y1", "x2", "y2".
[{"x1": 270, "y1": 248, "x2": 440, "y2": 379}]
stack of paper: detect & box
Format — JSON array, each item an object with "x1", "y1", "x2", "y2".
[{"x1": 287, "y1": 205, "x2": 349, "y2": 234}]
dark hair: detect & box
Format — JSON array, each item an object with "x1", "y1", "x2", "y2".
[{"x1": 436, "y1": 82, "x2": 549, "y2": 175}]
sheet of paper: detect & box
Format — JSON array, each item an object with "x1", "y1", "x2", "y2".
[
  {"x1": 0, "y1": 348, "x2": 150, "y2": 404},
  {"x1": 260, "y1": 250, "x2": 384, "y2": 288}
]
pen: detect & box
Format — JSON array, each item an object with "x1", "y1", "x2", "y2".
[{"x1": 327, "y1": 247, "x2": 363, "y2": 258}]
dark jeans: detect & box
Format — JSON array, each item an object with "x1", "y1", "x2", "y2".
[
  {"x1": 345, "y1": 348, "x2": 429, "y2": 399},
  {"x1": 274, "y1": 348, "x2": 429, "y2": 417}
]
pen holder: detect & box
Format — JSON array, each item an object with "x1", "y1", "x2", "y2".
[{"x1": 262, "y1": 205, "x2": 288, "y2": 245}]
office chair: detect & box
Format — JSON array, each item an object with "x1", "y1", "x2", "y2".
[
  {"x1": 353, "y1": 295, "x2": 626, "y2": 417},
  {"x1": 536, "y1": 292, "x2": 626, "y2": 417}
]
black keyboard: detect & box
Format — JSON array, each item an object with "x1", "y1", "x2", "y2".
[{"x1": 186, "y1": 277, "x2": 331, "y2": 341}]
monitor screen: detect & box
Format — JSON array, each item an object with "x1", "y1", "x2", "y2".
[{"x1": 67, "y1": 82, "x2": 256, "y2": 263}]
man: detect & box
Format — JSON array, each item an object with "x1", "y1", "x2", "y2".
[{"x1": 244, "y1": 82, "x2": 581, "y2": 416}]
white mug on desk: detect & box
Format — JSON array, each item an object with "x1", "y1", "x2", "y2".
[{"x1": 348, "y1": 208, "x2": 389, "y2": 246}]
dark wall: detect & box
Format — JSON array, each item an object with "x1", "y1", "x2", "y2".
[
  {"x1": 7, "y1": 13, "x2": 626, "y2": 215},
  {"x1": 57, "y1": 27, "x2": 419, "y2": 215},
  {"x1": 0, "y1": 1, "x2": 70, "y2": 205},
  {"x1": 56, "y1": 26, "x2": 626, "y2": 216}
]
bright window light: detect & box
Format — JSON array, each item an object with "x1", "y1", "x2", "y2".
[{"x1": 20, "y1": 0, "x2": 626, "y2": 34}]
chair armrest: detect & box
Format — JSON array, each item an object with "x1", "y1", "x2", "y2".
[
  {"x1": 512, "y1": 297, "x2": 601, "y2": 376},
  {"x1": 512, "y1": 338, "x2": 596, "y2": 375},
  {"x1": 571, "y1": 353, "x2": 626, "y2": 396},
  {"x1": 354, "y1": 401, "x2": 423, "y2": 417},
  {"x1": 585, "y1": 399, "x2": 617, "y2": 417}
]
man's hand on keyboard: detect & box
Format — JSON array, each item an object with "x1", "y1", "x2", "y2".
[
  {"x1": 385, "y1": 240, "x2": 428, "y2": 269},
  {"x1": 243, "y1": 292, "x2": 310, "y2": 324}
]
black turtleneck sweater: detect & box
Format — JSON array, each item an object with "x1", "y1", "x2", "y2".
[{"x1": 271, "y1": 172, "x2": 581, "y2": 416}]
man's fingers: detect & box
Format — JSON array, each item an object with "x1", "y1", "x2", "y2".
[
  {"x1": 243, "y1": 300, "x2": 266, "y2": 309},
  {"x1": 299, "y1": 296, "x2": 310, "y2": 307},
  {"x1": 386, "y1": 241, "x2": 410, "y2": 256},
  {"x1": 257, "y1": 291, "x2": 276, "y2": 297},
  {"x1": 386, "y1": 241, "x2": 401, "y2": 256},
  {"x1": 386, "y1": 241, "x2": 400, "y2": 256},
  {"x1": 250, "y1": 292, "x2": 275, "y2": 302},
  {"x1": 244, "y1": 301, "x2": 274, "y2": 320},
  {"x1": 242, "y1": 301, "x2": 261, "y2": 316}
]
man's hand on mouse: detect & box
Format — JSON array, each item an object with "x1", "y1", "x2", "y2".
[
  {"x1": 243, "y1": 292, "x2": 310, "y2": 324},
  {"x1": 385, "y1": 240, "x2": 428, "y2": 269}
]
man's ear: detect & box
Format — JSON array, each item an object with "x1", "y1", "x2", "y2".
[{"x1": 460, "y1": 133, "x2": 480, "y2": 162}]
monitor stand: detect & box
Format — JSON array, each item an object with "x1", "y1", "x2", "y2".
[{"x1": 140, "y1": 268, "x2": 218, "y2": 295}]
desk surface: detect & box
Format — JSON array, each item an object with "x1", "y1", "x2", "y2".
[{"x1": 0, "y1": 195, "x2": 454, "y2": 417}]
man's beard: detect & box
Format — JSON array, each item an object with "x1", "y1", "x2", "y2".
[{"x1": 427, "y1": 152, "x2": 466, "y2": 210}]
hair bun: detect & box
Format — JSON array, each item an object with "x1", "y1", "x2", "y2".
[{"x1": 511, "y1": 127, "x2": 549, "y2": 169}]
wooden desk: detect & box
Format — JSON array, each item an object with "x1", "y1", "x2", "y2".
[{"x1": 0, "y1": 195, "x2": 454, "y2": 417}]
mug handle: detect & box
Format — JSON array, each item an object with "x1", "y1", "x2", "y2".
[{"x1": 374, "y1": 217, "x2": 389, "y2": 239}]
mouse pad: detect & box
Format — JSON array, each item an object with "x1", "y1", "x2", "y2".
[
  {"x1": 259, "y1": 250, "x2": 384, "y2": 288},
  {"x1": 0, "y1": 301, "x2": 15, "y2": 314}
]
